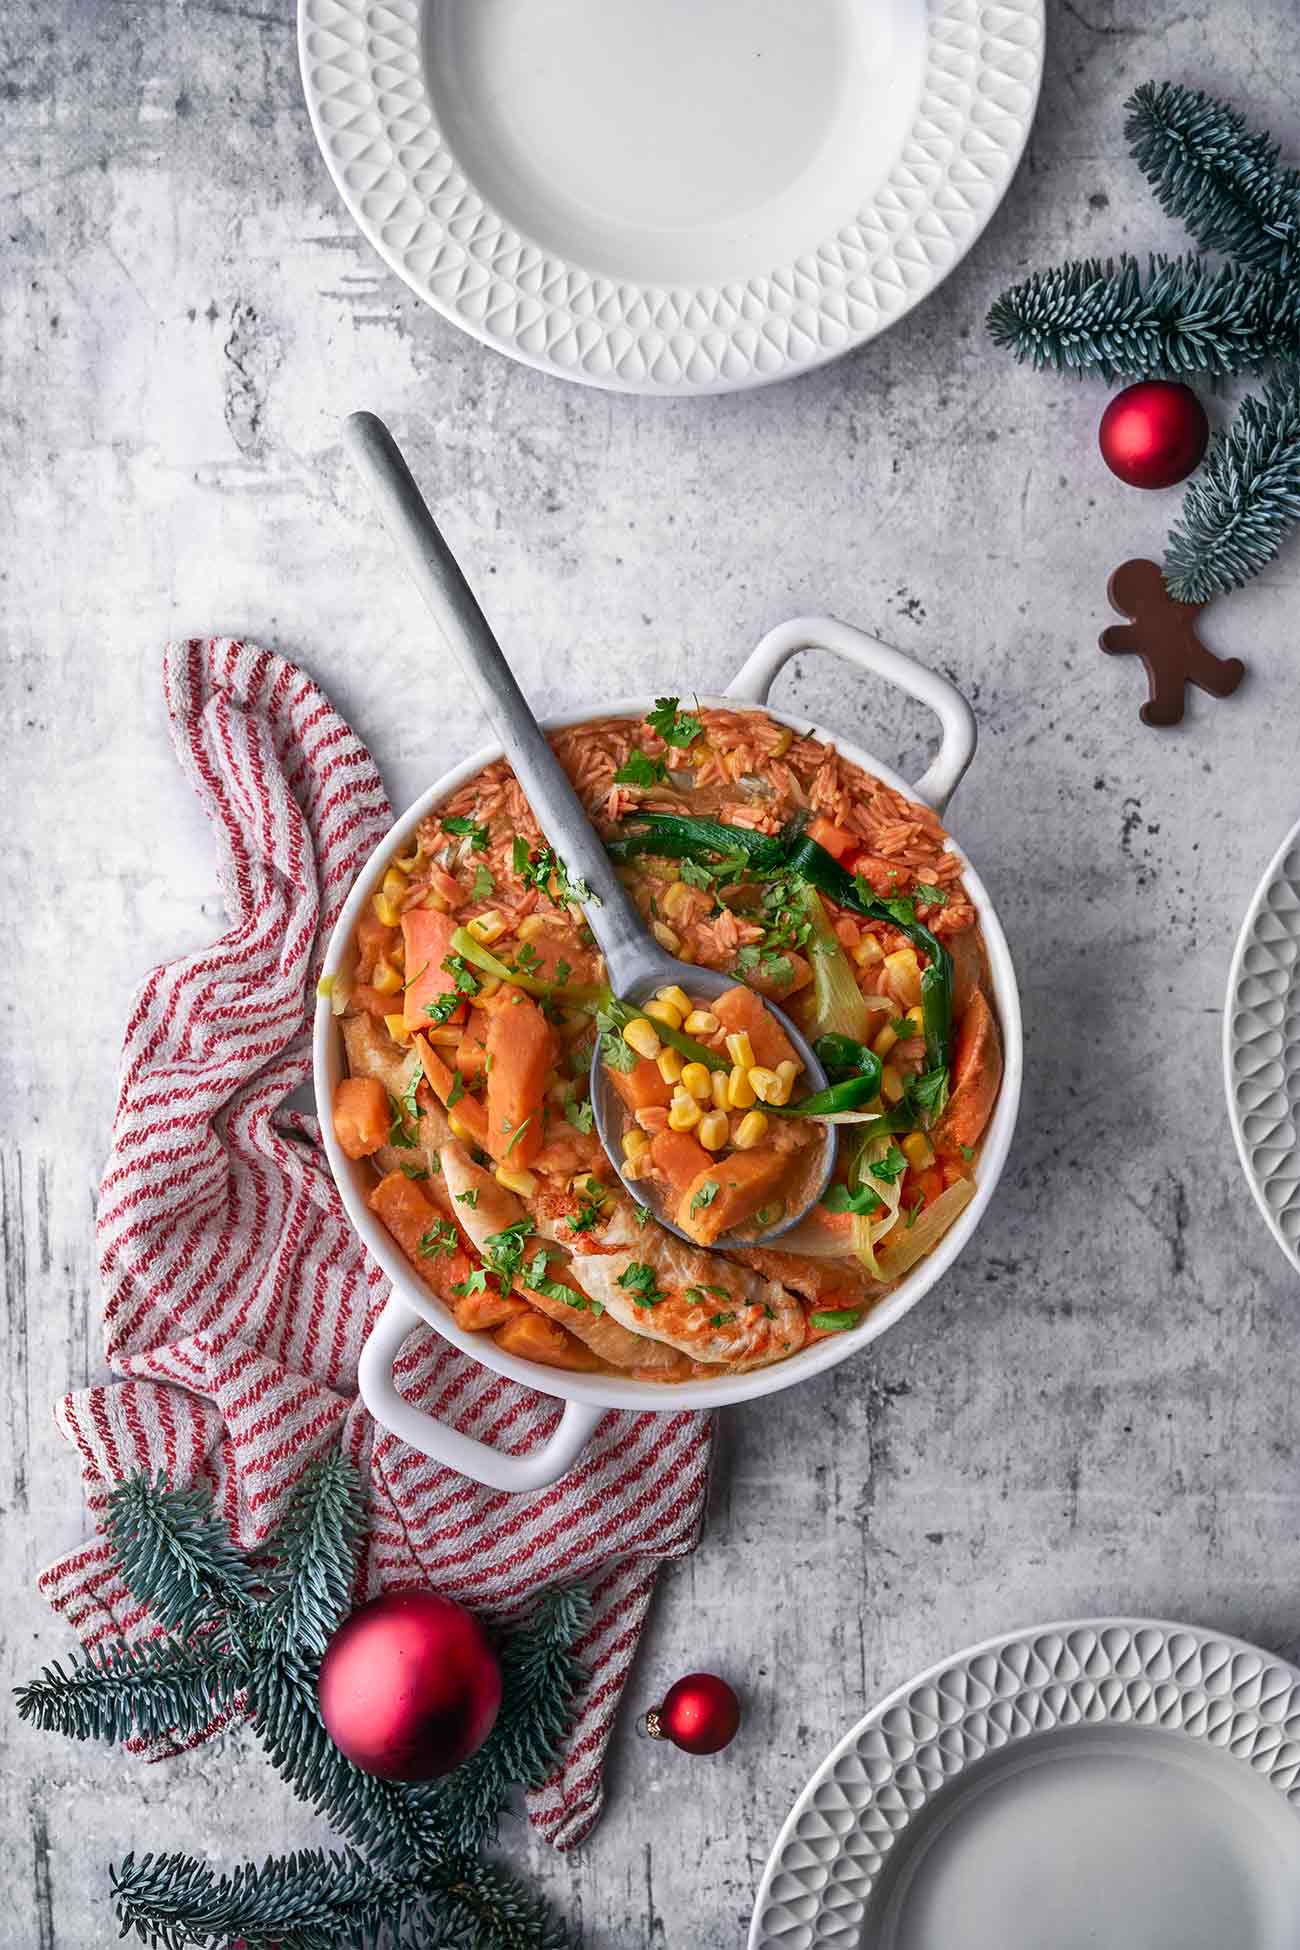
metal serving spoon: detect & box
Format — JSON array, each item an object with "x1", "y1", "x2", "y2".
[{"x1": 343, "y1": 411, "x2": 835, "y2": 1245}]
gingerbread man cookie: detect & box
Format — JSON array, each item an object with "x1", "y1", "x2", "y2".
[{"x1": 1100, "y1": 558, "x2": 1245, "y2": 727}]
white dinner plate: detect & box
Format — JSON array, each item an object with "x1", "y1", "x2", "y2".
[
  {"x1": 1225, "y1": 815, "x2": 1300, "y2": 1278},
  {"x1": 298, "y1": 0, "x2": 1044, "y2": 394},
  {"x1": 750, "y1": 1620, "x2": 1300, "y2": 1950}
]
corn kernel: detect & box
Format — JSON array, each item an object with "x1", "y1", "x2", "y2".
[
  {"x1": 684, "y1": 1009, "x2": 720, "y2": 1037},
  {"x1": 423, "y1": 890, "x2": 451, "y2": 912},
  {"x1": 853, "y1": 934, "x2": 885, "y2": 967},
  {"x1": 884, "y1": 948, "x2": 923, "y2": 1006},
  {"x1": 621, "y1": 1016, "x2": 661, "y2": 1060},
  {"x1": 372, "y1": 891, "x2": 401, "y2": 928},
  {"x1": 680, "y1": 1061, "x2": 712, "y2": 1101},
  {"x1": 698, "y1": 1110, "x2": 729, "y2": 1151},
  {"x1": 656, "y1": 984, "x2": 693, "y2": 1016},
  {"x1": 622, "y1": 1129, "x2": 651, "y2": 1161},
  {"x1": 426, "y1": 1025, "x2": 462, "y2": 1048},
  {"x1": 776, "y1": 1058, "x2": 800, "y2": 1088},
  {"x1": 728, "y1": 1064, "x2": 756, "y2": 1110},
  {"x1": 382, "y1": 866, "x2": 409, "y2": 903},
  {"x1": 881, "y1": 1063, "x2": 904, "y2": 1105},
  {"x1": 651, "y1": 920, "x2": 681, "y2": 954},
  {"x1": 668, "y1": 1092, "x2": 703, "y2": 1132},
  {"x1": 765, "y1": 1067, "x2": 793, "y2": 1107},
  {"x1": 725, "y1": 1030, "x2": 755, "y2": 1070},
  {"x1": 733, "y1": 1110, "x2": 769, "y2": 1149},
  {"x1": 902, "y1": 1132, "x2": 935, "y2": 1171},
  {"x1": 710, "y1": 1070, "x2": 731, "y2": 1112},
  {"x1": 517, "y1": 913, "x2": 549, "y2": 941},
  {"x1": 769, "y1": 726, "x2": 793, "y2": 758},
  {"x1": 384, "y1": 1013, "x2": 412, "y2": 1046},
  {"x1": 448, "y1": 1109, "x2": 478, "y2": 1145},
  {"x1": 749, "y1": 1065, "x2": 780, "y2": 1103},
  {"x1": 661, "y1": 880, "x2": 694, "y2": 923},
  {"x1": 903, "y1": 1004, "x2": 925, "y2": 1036},
  {"x1": 675, "y1": 941, "x2": 697, "y2": 964},
  {"x1": 872, "y1": 1022, "x2": 899, "y2": 1058},
  {"x1": 372, "y1": 955, "x2": 403, "y2": 995},
  {"x1": 657, "y1": 1048, "x2": 685, "y2": 1085},
  {"x1": 644, "y1": 997, "x2": 684, "y2": 1032},
  {"x1": 494, "y1": 1164, "x2": 538, "y2": 1198},
  {"x1": 467, "y1": 909, "x2": 506, "y2": 946},
  {"x1": 394, "y1": 849, "x2": 421, "y2": 874}
]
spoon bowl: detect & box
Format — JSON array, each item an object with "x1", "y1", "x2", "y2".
[{"x1": 343, "y1": 409, "x2": 837, "y2": 1246}]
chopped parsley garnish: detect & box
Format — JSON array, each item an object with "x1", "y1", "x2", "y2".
[
  {"x1": 563, "y1": 1093, "x2": 595, "y2": 1135},
  {"x1": 868, "y1": 1144, "x2": 908, "y2": 1185},
  {"x1": 904, "y1": 1193, "x2": 926, "y2": 1228},
  {"x1": 417, "y1": 1220, "x2": 459, "y2": 1260},
  {"x1": 890, "y1": 1016, "x2": 920, "y2": 1039},
  {"x1": 646, "y1": 696, "x2": 703, "y2": 748},
  {"x1": 617, "y1": 1261, "x2": 666, "y2": 1308},
  {"x1": 597, "y1": 1006, "x2": 638, "y2": 1073},
  {"x1": 614, "y1": 748, "x2": 668, "y2": 789},
  {"x1": 567, "y1": 1179, "x2": 606, "y2": 1234},
  {"x1": 482, "y1": 1217, "x2": 534, "y2": 1294},
  {"x1": 398, "y1": 1068, "x2": 423, "y2": 1124},
  {"x1": 446, "y1": 1072, "x2": 465, "y2": 1109},
  {"x1": 633, "y1": 1203, "x2": 651, "y2": 1228},
  {"x1": 423, "y1": 991, "x2": 462, "y2": 1026},
  {"x1": 386, "y1": 1092, "x2": 418, "y2": 1151},
  {"x1": 399, "y1": 1162, "x2": 429, "y2": 1181},
  {"x1": 879, "y1": 893, "x2": 918, "y2": 928},
  {"x1": 959, "y1": 1143, "x2": 975, "y2": 1162},
  {"x1": 511, "y1": 835, "x2": 530, "y2": 875},
  {"x1": 451, "y1": 1267, "x2": 488, "y2": 1299},
  {"x1": 470, "y1": 863, "x2": 495, "y2": 902},
  {"x1": 709, "y1": 1312, "x2": 736, "y2": 1328},
  {"x1": 912, "y1": 883, "x2": 948, "y2": 908},
  {"x1": 689, "y1": 1180, "x2": 720, "y2": 1216},
  {"x1": 455, "y1": 1189, "x2": 479, "y2": 1209},
  {"x1": 525, "y1": 1248, "x2": 586, "y2": 1309},
  {"x1": 906, "y1": 1066, "x2": 950, "y2": 1119},
  {"x1": 821, "y1": 1182, "x2": 885, "y2": 1217},
  {"x1": 443, "y1": 816, "x2": 490, "y2": 850},
  {"x1": 734, "y1": 944, "x2": 761, "y2": 976},
  {"x1": 678, "y1": 856, "x2": 715, "y2": 891},
  {"x1": 553, "y1": 958, "x2": 572, "y2": 987},
  {"x1": 758, "y1": 951, "x2": 793, "y2": 989},
  {"x1": 685, "y1": 1284, "x2": 731, "y2": 1306},
  {"x1": 512, "y1": 842, "x2": 597, "y2": 908},
  {"x1": 445, "y1": 953, "x2": 481, "y2": 997},
  {"x1": 513, "y1": 942, "x2": 541, "y2": 974},
  {"x1": 502, "y1": 1115, "x2": 532, "y2": 1155},
  {"x1": 809, "y1": 1308, "x2": 861, "y2": 1332}
]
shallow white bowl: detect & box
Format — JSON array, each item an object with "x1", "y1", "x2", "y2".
[
  {"x1": 298, "y1": 0, "x2": 1045, "y2": 394},
  {"x1": 314, "y1": 616, "x2": 1023, "y2": 1487}
]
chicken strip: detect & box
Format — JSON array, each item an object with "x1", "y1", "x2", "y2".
[
  {"x1": 438, "y1": 1143, "x2": 688, "y2": 1378},
  {"x1": 342, "y1": 1014, "x2": 452, "y2": 1196}
]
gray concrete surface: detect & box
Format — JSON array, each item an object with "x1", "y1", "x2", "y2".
[{"x1": 3, "y1": 2, "x2": 1299, "y2": 1944}]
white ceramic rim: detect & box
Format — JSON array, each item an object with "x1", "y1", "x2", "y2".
[
  {"x1": 748, "y1": 1615, "x2": 1300, "y2": 1948},
  {"x1": 1223, "y1": 810, "x2": 1300, "y2": 1279},
  {"x1": 296, "y1": 0, "x2": 1046, "y2": 396},
  {"x1": 313, "y1": 614, "x2": 1023, "y2": 1417}
]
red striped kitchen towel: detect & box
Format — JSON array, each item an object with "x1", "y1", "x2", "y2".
[{"x1": 39, "y1": 637, "x2": 712, "y2": 1849}]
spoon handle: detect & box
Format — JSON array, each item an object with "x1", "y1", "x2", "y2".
[{"x1": 344, "y1": 411, "x2": 652, "y2": 989}]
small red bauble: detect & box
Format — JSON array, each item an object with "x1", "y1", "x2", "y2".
[
  {"x1": 317, "y1": 1590, "x2": 502, "y2": 1782},
  {"x1": 644, "y1": 1672, "x2": 741, "y2": 1755},
  {"x1": 1098, "y1": 380, "x2": 1209, "y2": 489}
]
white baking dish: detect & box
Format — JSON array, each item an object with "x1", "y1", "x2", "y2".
[{"x1": 314, "y1": 617, "x2": 1023, "y2": 1489}]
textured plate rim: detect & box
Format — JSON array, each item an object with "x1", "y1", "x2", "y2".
[
  {"x1": 748, "y1": 1615, "x2": 1300, "y2": 1949},
  {"x1": 1223, "y1": 811, "x2": 1300, "y2": 1280},
  {"x1": 297, "y1": 0, "x2": 1046, "y2": 396}
]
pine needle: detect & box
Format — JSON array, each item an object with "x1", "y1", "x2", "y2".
[
  {"x1": 1165, "y1": 367, "x2": 1300, "y2": 600},
  {"x1": 15, "y1": 1637, "x2": 246, "y2": 1746},
  {"x1": 986, "y1": 253, "x2": 1300, "y2": 381},
  {"x1": 105, "y1": 1473, "x2": 262, "y2": 1641},
  {"x1": 258, "y1": 1453, "x2": 368, "y2": 1657},
  {"x1": 1126, "y1": 80, "x2": 1300, "y2": 280}
]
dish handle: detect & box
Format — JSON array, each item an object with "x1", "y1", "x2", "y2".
[
  {"x1": 725, "y1": 615, "x2": 976, "y2": 814},
  {"x1": 359, "y1": 1293, "x2": 604, "y2": 1491}
]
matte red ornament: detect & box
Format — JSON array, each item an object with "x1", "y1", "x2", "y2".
[
  {"x1": 317, "y1": 1590, "x2": 502, "y2": 1782},
  {"x1": 644, "y1": 1672, "x2": 741, "y2": 1755},
  {"x1": 1098, "y1": 380, "x2": 1209, "y2": 489}
]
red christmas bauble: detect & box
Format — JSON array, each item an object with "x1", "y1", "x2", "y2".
[
  {"x1": 645, "y1": 1673, "x2": 741, "y2": 1755},
  {"x1": 1098, "y1": 380, "x2": 1208, "y2": 489},
  {"x1": 317, "y1": 1590, "x2": 502, "y2": 1782}
]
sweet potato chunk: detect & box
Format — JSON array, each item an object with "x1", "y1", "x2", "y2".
[
  {"x1": 492, "y1": 1308, "x2": 600, "y2": 1372},
  {"x1": 607, "y1": 1056, "x2": 672, "y2": 1114},
  {"x1": 650, "y1": 1128, "x2": 714, "y2": 1196},
  {"x1": 712, "y1": 985, "x2": 798, "y2": 1071},
  {"x1": 401, "y1": 908, "x2": 459, "y2": 1034},
  {"x1": 454, "y1": 1286, "x2": 527, "y2": 1333},
  {"x1": 939, "y1": 988, "x2": 1002, "y2": 1154},
  {"x1": 677, "y1": 1147, "x2": 789, "y2": 1246},
  {"x1": 455, "y1": 1006, "x2": 491, "y2": 1083},
  {"x1": 485, "y1": 990, "x2": 553, "y2": 1167},
  {"x1": 332, "y1": 1077, "x2": 389, "y2": 1159},
  {"x1": 367, "y1": 1171, "x2": 462, "y2": 1291},
  {"x1": 413, "y1": 1034, "x2": 490, "y2": 1149}
]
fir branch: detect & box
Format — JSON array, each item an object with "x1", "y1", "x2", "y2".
[
  {"x1": 14, "y1": 1637, "x2": 246, "y2": 1746},
  {"x1": 110, "y1": 1846, "x2": 575, "y2": 1950},
  {"x1": 1165, "y1": 367, "x2": 1300, "y2": 600},
  {"x1": 1126, "y1": 81, "x2": 1300, "y2": 280},
  {"x1": 247, "y1": 1653, "x2": 454, "y2": 1866},
  {"x1": 105, "y1": 1473, "x2": 262, "y2": 1641},
  {"x1": 986, "y1": 253, "x2": 1300, "y2": 381},
  {"x1": 428, "y1": 1587, "x2": 591, "y2": 1854},
  {"x1": 258, "y1": 1453, "x2": 368, "y2": 1657}
]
